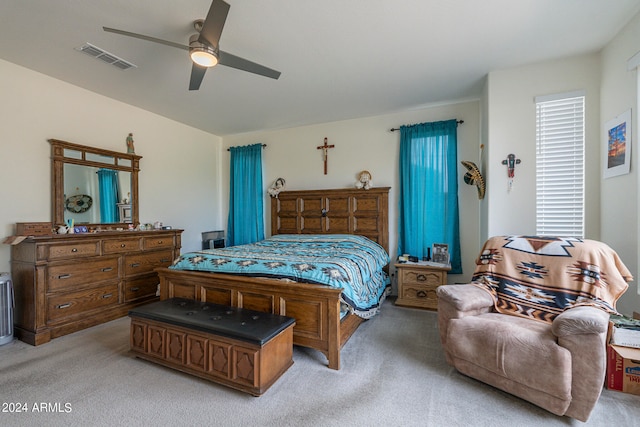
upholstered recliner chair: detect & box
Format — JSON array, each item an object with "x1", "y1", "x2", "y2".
[{"x1": 437, "y1": 236, "x2": 632, "y2": 422}]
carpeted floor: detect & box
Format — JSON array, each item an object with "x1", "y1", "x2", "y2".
[{"x1": 1, "y1": 299, "x2": 638, "y2": 426}]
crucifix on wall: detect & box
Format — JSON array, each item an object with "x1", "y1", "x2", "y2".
[{"x1": 316, "y1": 137, "x2": 335, "y2": 175}]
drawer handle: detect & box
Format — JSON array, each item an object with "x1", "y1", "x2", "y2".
[
  {"x1": 57, "y1": 274, "x2": 72, "y2": 279},
  {"x1": 160, "y1": 258, "x2": 170, "y2": 263},
  {"x1": 157, "y1": 240, "x2": 163, "y2": 244},
  {"x1": 416, "y1": 290, "x2": 427, "y2": 298},
  {"x1": 120, "y1": 244, "x2": 127, "y2": 248},
  {"x1": 71, "y1": 248, "x2": 78, "y2": 253},
  {"x1": 101, "y1": 267, "x2": 113, "y2": 272},
  {"x1": 57, "y1": 303, "x2": 72, "y2": 309},
  {"x1": 130, "y1": 287, "x2": 140, "y2": 292},
  {"x1": 416, "y1": 274, "x2": 427, "y2": 282},
  {"x1": 102, "y1": 293, "x2": 113, "y2": 299},
  {"x1": 130, "y1": 263, "x2": 140, "y2": 268}
]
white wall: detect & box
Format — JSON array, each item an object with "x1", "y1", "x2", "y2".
[
  {"x1": 483, "y1": 18, "x2": 640, "y2": 316},
  {"x1": 0, "y1": 59, "x2": 223, "y2": 272},
  {"x1": 484, "y1": 54, "x2": 602, "y2": 239},
  {"x1": 600, "y1": 12, "x2": 640, "y2": 316},
  {"x1": 222, "y1": 100, "x2": 483, "y2": 287},
  {"x1": 479, "y1": 79, "x2": 490, "y2": 244}
]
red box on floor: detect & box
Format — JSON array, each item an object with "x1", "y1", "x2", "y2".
[{"x1": 607, "y1": 344, "x2": 640, "y2": 395}]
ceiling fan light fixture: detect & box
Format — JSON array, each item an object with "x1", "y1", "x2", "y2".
[
  {"x1": 189, "y1": 34, "x2": 218, "y2": 67},
  {"x1": 103, "y1": 0, "x2": 280, "y2": 89},
  {"x1": 191, "y1": 48, "x2": 218, "y2": 67}
]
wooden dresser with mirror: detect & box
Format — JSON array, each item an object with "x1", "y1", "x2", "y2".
[{"x1": 11, "y1": 139, "x2": 182, "y2": 345}]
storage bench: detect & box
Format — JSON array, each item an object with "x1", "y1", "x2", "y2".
[{"x1": 129, "y1": 297, "x2": 295, "y2": 396}]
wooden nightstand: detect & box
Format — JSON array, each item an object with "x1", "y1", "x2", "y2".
[{"x1": 394, "y1": 262, "x2": 451, "y2": 310}]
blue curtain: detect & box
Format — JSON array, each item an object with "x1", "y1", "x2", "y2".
[
  {"x1": 398, "y1": 119, "x2": 462, "y2": 274},
  {"x1": 97, "y1": 168, "x2": 120, "y2": 223},
  {"x1": 227, "y1": 144, "x2": 265, "y2": 246}
]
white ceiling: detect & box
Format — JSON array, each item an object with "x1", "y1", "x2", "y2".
[{"x1": 2, "y1": 0, "x2": 640, "y2": 136}]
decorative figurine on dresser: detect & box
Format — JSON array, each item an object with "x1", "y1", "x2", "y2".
[
  {"x1": 10, "y1": 139, "x2": 182, "y2": 345},
  {"x1": 126, "y1": 132, "x2": 135, "y2": 153}
]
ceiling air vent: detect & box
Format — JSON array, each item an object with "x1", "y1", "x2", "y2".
[{"x1": 75, "y1": 43, "x2": 137, "y2": 70}]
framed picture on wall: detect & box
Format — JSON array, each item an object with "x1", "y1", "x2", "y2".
[{"x1": 603, "y1": 109, "x2": 632, "y2": 179}]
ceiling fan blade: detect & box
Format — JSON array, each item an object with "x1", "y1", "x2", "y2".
[
  {"x1": 189, "y1": 63, "x2": 207, "y2": 91},
  {"x1": 218, "y1": 51, "x2": 281, "y2": 79},
  {"x1": 198, "y1": 0, "x2": 230, "y2": 48},
  {"x1": 103, "y1": 27, "x2": 188, "y2": 51}
]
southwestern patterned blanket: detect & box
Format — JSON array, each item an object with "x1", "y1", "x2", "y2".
[
  {"x1": 471, "y1": 236, "x2": 632, "y2": 323},
  {"x1": 170, "y1": 234, "x2": 390, "y2": 319}
]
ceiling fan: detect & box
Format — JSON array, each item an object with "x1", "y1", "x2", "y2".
[{"x1": 103, "y1": 0, "x2": 281, "y2": 90}]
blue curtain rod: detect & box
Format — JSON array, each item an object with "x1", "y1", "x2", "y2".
[
  {"x1": 227, "y1": 144, "x2": 267, "y2": 152},
  {"x1": 390, "y1": 120, "x2": 464, "y2": 132}
]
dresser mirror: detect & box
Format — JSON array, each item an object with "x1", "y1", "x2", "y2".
[{"x1": 50, "y1": 139, "x2": 141, "y2": 228}]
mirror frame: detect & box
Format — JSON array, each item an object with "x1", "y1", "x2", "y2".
[{"x1": 50, "y1": 138, "x2": 142, "y2": 228}]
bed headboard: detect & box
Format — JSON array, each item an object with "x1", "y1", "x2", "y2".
[{"x1": 270, "y1": 187, "x2": 390, "y2": 254}]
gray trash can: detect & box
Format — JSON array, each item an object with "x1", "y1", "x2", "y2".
[{"x1": 0, "y1": 272, "x2": 13, "y2": 346}]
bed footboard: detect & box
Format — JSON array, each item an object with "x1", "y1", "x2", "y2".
[{"x1": 156, "y1": 267, "x2": 355, "y2": 369}]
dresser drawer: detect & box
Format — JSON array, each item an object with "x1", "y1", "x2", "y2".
[
  {"x1": 400, "y1": 284, "x2": 439, "y2": 309},
  {"x1": 103, "y1": 237, "x2": 142, "y2": 254},
  {"x1": 46, "y1": 283, "x2": 119, "y2": 322},
  {"x1": 124, "y1": 275, "x2": 160, "y2": 302},
  {"x1": 47, "y1": 257, "x2": 119, "y2": 292},
  {"x1": 47, "y1": 241, "x2": 100, "y2": 260},
  {"x1": 124, "y1": 250, "x2": 174, "y2": 276},
  {"x1": 400, "y1": 268, "x2": 446, "y2": 286},
  {"x1": 143, "y1": 235, "x2": 175, "y2": 250}
]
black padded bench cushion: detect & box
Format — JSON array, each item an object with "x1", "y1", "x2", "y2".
[{"x1": 129, "y1": 298, "x2": 295, "y2": 345}]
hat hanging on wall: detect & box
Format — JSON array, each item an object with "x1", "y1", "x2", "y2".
[{"x1": 461, "y1": 160, "x2": 485, "y2": 199}]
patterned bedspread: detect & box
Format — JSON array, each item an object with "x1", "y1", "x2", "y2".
[
  {"x1": 471, "y1": 236, "x2": 632, "y2": 323},
  {"x1": 169, "y1": 234, "x2": 391, "y2": 319}
]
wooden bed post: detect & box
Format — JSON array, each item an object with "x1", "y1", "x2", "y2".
[{"x1": 326, "y1": 298, "x2": 341, "y2": 370}]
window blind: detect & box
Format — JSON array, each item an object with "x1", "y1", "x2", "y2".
[{"x1": 535, "y1": 93, "x2": 585, "y2": 237}]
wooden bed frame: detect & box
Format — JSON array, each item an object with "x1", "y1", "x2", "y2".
[{"x1": 156, "y1": 187, "x2": 390, "y2": 370}]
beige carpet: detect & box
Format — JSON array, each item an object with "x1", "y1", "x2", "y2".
[{"x1": 1, "y1": 299, "x2": 638, "y2": 427}]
